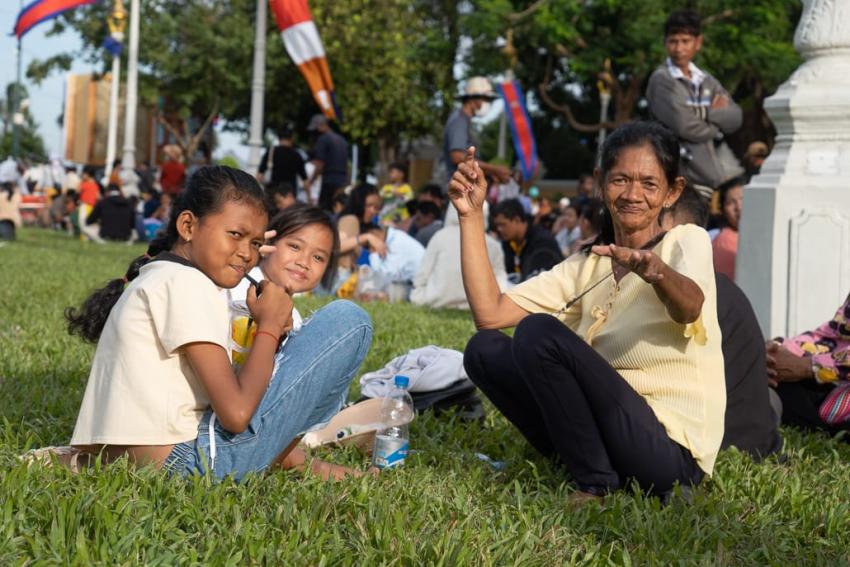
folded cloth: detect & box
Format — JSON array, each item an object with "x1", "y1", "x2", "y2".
[{"x1": 359, "y1": 346, "x2": 467, "y2": 397}]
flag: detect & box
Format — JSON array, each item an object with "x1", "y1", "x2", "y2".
[
  {"x1": 269, "y1": 0, "x2": 339, "y2": 121},
  {"x1": 12, "y1": 0, "x2": 99, "y2": 39},
  {"x1": 497, "y1": 80, "x2": 539, "y2": 182},
  {"x1": 103, "y1": 34, "x2": 122, "y2": 56}
]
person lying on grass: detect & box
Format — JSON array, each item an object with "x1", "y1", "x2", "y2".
[
  {"x1": 452, "y1": 121, "x2": 726, "y2": 500},
  {"x1": 65, "y1": 166, "x2": 373, "y2": 481}
]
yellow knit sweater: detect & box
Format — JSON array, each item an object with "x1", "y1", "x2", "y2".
[{"x1": 506, "y1": 224, "x2": 726, "y2": 474}]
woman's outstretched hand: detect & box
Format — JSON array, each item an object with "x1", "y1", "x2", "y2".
[
  {"x1": 592, "y1": 244, "x2": 667, "y2": 284},
  {"x1": 448, "y1": 147, "x2": 488, "y2": 218}
]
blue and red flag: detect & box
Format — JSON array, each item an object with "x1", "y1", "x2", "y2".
[
  {"x1": 13, "y1": 0, "x2": 99, "y2": 40},
  {"x1": 497, "y1": 80, "x2": 539, "y2": 182}
]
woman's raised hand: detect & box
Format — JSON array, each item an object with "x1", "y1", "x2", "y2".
[
  {"x1": 448, "y1": 147, "x2": 488, "y2": 218},
  {"x1": 247, "y1": 280, "x2": 294, "y2": 338},
  {"x1": 592, "y1": 244, "x2": 667, "y2": 284}
]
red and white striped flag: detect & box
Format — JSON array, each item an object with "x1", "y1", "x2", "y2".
[{"x1": 269, "y1": 0, "x2": 339, "y2": 121}]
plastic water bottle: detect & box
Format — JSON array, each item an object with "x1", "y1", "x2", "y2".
[{"x1": 372, "y1": 375, "x2": 414, "y2": 469}]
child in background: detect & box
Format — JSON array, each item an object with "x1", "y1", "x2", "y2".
[
  {"x1": 267, "y1": 182, "x2": 297, "y2": 215},
  {"x1": 66, "y1": 166, "x2": 372, "y2": 481},
  {"x1": 712, "y1": 177, "x2": 744, "y2": 280},
  {"x1": 379, "y1": 162, "x2": 413, "y2": 225},
  {"x1": 379, "y1": 162, "x2": 413, "y2": 204}
]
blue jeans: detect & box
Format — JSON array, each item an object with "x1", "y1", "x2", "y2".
[{"x1": 164, "y1": 300, "x2": 372, "y2": 481}]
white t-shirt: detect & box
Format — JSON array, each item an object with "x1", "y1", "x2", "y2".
[{"x1": 72, "y1": 260, "x2": 230, "y2": 446}]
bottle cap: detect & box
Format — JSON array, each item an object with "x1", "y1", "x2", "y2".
[{"x1": 394, "y1": 375, "x2": 410, "y2": 388}]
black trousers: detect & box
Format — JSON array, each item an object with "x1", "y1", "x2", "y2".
[
  {"x1": 464, "y1": 314, "x2": 704, "y2": 495},
  {"x1": 775, "y1": 380, "x2": 850, "y2": 436},
  {"x1": 318, "y1": 181, "x2": 344, "y2": 212}
]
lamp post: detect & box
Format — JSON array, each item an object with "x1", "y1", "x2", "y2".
[
  {"x1": 247, "y1": 0, "x2": 268, "y2": 175},
  {"x1": 120, "y1": 0, "x2": 140, "y2": 195},
  {"x1": 104, "y1": 0, "x2": 127, "y2": 182}
]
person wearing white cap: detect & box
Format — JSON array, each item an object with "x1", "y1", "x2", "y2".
[{"x1": 442, "y1": 77, "x2": 511, "y2": 184}]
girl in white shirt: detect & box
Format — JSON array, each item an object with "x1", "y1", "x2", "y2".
[{"x1": 67, "y1": 167, "x2": 372, "y2": 481}]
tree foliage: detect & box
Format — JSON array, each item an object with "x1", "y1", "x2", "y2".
[
  {"x1": 466, "y1": 0, "x2": 802, "y2": 165},
  {"x1": 29, "y1": 0, "x2": 459, "y2": 164},
  {"x1": 1, "y1": 84, "x2": 48, "y2": 161}
]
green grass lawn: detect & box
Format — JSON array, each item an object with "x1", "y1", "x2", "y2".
[{"x1": 1, "y1": 229, "x2": 850, "y2": 565}]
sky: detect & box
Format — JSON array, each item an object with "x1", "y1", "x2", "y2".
[{"x1": 0, "y1": 3, "x2": 247, "y2": 164}]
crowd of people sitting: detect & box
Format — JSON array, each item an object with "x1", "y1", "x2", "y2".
[{"x1": 0, "y1": 145, "x2": 184, "y2": 244}]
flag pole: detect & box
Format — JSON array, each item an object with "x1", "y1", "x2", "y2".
[
  {"x1": 12, "y1": 0, "x2": 23, "y2": 159},
  {"x1": 104, "y1": 0, "x2": 127, "y2": 182},
  {"x1": 247, "y1": 0, "x2": 268, "y2": 175},
  {"x1": 120, "y1": 0, "x2": 140, "y2": 194}
]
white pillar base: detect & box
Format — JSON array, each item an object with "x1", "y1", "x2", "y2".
[{"x1": 737, "y1": 0, "x2": 850, "y2": 338}]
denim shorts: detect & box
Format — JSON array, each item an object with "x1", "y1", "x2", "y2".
[{"x1": 163, "y1": 300, "x2": 372, "y2": 482}]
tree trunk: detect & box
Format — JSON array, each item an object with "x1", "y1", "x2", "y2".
[{"x1": 377, "y1": 133, "x2": 398, "y2": 184}]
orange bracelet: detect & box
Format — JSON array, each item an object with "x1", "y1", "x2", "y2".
[{"x1": 255, "y1": 330, "x2": 280, "y2": 344}]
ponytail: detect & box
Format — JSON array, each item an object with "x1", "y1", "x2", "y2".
[
  {"x1": 65, "y1": 165, "x2": 266, "y2": 343},
  {"x1": 65, "y1": 232, "x2": 175, "y2": 343}
]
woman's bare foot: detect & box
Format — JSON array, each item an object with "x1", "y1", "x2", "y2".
[
  {"x1": 277, "y1": 446, "x2": 372, "y2": 481},
  {"x1": 309, "y1": 459, "x2": 367, "y2": 481},
  {"x1": 568, "y1": 490, "x2": 604, "y2": 508}
]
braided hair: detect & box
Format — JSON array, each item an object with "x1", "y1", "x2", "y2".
[{"x1": 66, "y1": 165, "x2": 267, "y2": 342}]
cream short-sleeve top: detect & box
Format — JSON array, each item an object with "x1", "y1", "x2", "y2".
[
  {"x1": 506, "y1": 224, "x2": 726, "y2": 474},
  {"x1": 71, "y1": 260, "x2": 229, "y2": 446}
]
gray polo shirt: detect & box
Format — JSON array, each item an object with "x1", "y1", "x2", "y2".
[{"x1": 442, "y1": 109, "x2": 479, "y2": 178}]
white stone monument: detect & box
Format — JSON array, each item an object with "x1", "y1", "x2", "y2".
[{"x1": 737, "y1": 0, "x2": 850, "y2": 338}]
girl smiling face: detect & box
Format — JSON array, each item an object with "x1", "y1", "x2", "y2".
[{"x1": 260, "y1": 223, "x2": 334, "y2": 294}]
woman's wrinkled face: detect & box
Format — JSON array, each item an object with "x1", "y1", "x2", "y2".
[
  {"x1": 601, "y1": 144, "x2": 680, "y2": 238},
  {"x1": 261, "y1": 223, "x2": 334, "y2": 293}
]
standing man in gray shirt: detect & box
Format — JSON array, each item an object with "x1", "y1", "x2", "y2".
[
  {"x1": 442, "y1": 77, "x2": 511, "y2": 186},
  {"x1": 647, "y1": 10, "x2": 744, "y2": 197},
  {"x1": 305, "y1": 114, "x2": 350, "y2": 211}
]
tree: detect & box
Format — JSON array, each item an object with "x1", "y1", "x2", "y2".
[
  {"x1": 309, "y1": 0, "x2": 456, "y2": 164},
  {"x1": 0, "y1": 83, "x2": 48, "y2": 161},
  {"x1": 465, "y1": 0, "x2": 802, "y2": 166},
  {"x1": 30, "y1": 0, "x2": 460, "y2": 168}
]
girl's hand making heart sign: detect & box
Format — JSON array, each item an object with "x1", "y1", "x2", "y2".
[
  {"x1": 592, "y1": 244, "x2": 668, "y2": 284},
  {"x1": 259, "y1": 230, "x2": 278, "y2": 257}
]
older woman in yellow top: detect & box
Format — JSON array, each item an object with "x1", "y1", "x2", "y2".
[{"x1": 452, "y1": 122, "x2": 725, "y2": 498}]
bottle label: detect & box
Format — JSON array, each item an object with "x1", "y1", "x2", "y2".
[{"x1": 374, "y1": 438, "x2": 409, "y2": 469}]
